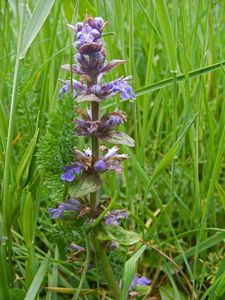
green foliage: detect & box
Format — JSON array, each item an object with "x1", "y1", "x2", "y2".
[
  {"x1": 37, "y1": 95, "x2": 77, "y2": 201},
  {"x1": 1, "y1": 0, "x2": 225, "y2": 299},
  {"x1": 159, "y1": 285, "x2": 187, "y2": 300},
  {"x1": 97, "y1": 224, "x2": 141, "y2": 245},
  {"x1": 68, "y1": 174, "x2": 102, "y2": 198}
]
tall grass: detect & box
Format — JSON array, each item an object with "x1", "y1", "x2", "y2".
[{"x1": 0, "y1": 0, "x2": 224, "y2": 299}]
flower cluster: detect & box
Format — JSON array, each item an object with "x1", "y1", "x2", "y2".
[
  {"x1": 60, "y1": 146, "x2": 129, "y2": 182},
  {"x1": 75, "y1": 108, "x2": 127, "y2": 137},
  {"x1": 59, "y1": 16, "x2": 135, "y2": 104}
]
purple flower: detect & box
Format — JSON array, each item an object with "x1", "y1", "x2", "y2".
[
  {"x1": 77, "y1": 25, "x2": 100, "y2": 44},
  {"x1": 94, "y1": 159, "x2": 106, "y2": 171},
  {"x1": 61, "y1": 163, "x2": 83, "y2": 182},
  {"x1": 102, "y1": 77, "x2": 135, "y2": 101},
  {"x1": 104, "y1": 146, "x2": 119, "y2": 159},
  {"x1": 59, "y1": 79, "x2": 83, "y2": 98},
  {"x1": 105, "y1": 209, "x2": 128, "y2": 226},
  {"x1": 49, "y1": 198, "x2": 81, "y2": 219},
  {"x1": 105, "y1": 115, "x2": 124, "y2": 128},
  {"x1": 130, "y1": 274, "x2": 151, "y2": 290}
]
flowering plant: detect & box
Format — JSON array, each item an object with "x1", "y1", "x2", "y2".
[{"x1": 47, "y1": 16, "x2": 150, "y2": 299}]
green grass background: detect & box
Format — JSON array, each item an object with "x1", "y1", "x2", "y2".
[{"x1": 0, "y1": 0, "x2": 225, "y2": 299}]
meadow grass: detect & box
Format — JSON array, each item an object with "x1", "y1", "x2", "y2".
[{"x1": 0, "y1": 0, "x2": 225, "y2": 299}]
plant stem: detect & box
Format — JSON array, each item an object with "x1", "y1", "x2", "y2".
[
  {"x1": 92, "y1": 231, "x2": 121, "y2": 300},
  {"x1": 90, "y1": 101, "x2": 121, "y2": 299},
  {"x1": 90, "y1": 102, "x2": 99, "y2": 209}
]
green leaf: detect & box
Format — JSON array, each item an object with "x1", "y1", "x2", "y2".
[
  {"x1": 16, "y1": 129, "x2": 39, "y2": 187},
  {"x1": 121, "y1": 245, "x2": 147, "y2": 300},
  {"x1": 22, "y1": 192, "x2": 33, "y2": 248},
  {"x1": 68, "y1": 175, "x2": 102, "y2": 198},
  {"x1": 62, "y1": 0, "x2": 75, "y2": 22},
  {"x1": 154, "y1": 0, "x2": 176, "y2": 71},
  {"x1": 102, "y1": 131, "x2": 135, "y2": 147},
  {"x1": 79, "y1": 0, "x2": 96, "y2": 17},
  {"x1": 215, "y1": 273, "x2": 225, "y2": 297},
  {"x1": 20, "y1": 0, "x2": 55, "y2": 58},
  {"x1": 9, "y1": 288, "x2": 26, "y2": 300},
  {"x1": 145, "y1": 113, "x2": 198, "y2": 192},
  {"x1": 76, "y1": 94, "x2": 101, "y2": 103},
  {"x1": 97, "y1": 225, "x2": 141, "y2": 245},
  {"x1": 159, "y1": 285, "x2": 187, "y2": 300},
  {"x1": 215, "y1": 182, "x2": 225, "y2": 211},
  {"x1": 149, "y1": 143, "x2": 179, "y2": 187},
  {"x1": 24, "y1": 253, "x2": 50, "y2": 300},
  {"x1": 46, "y1": 287, "x2": 96, "y2": 295}
]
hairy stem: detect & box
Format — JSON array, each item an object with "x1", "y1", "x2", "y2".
[
  {"x1": 90, "y1": 102, "x2": 99, "y2": 209},
  {"x1": 90, "y1": 101, "x2": 120, "y2": 299},
  {"x1": 92, "y1": 231, "x2": 121, "y2": 300}
]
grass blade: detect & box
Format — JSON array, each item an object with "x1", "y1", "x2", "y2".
[
  {"x1": 24, "y1": 253, "x2": 50, "y2": 300},
  {"x1": 121, "y1": 245, "x2": 146, "y2": 300},
  {"x1": 20, "y1": 0, "x2": 55, "y2": 58},
  {"x1": 136, "y1": 60, "x2": 225, "y2": 96}
]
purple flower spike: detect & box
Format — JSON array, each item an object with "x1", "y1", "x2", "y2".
[
  {"x1": 105, "y1": 209, "x2": 128, "y2": 226},
  {"x1": 49, "y1": 198, "x2": 81, "y2": 219},
  {"x1": 130, "y1": 274, "x2": 151, "y2": 291},
  {"x1": 61, "y1": 163, "x2": 83, "y2": 182},
  {"x1": 94, "y1": 159, "x2": 106, "y2": 171}
]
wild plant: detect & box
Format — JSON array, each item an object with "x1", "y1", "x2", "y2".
[{"x1": 44, "y1": 16, "x2": 150, "y2": 299}]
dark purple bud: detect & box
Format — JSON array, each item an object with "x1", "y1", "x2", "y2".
[
  {"x1": 49, "y1": 198, "x2": 81, "y2": 219},
  {"x1": 88, "y1": 17, "x2": 104, "y2": 30},
  {"x1": 94, "y1": 160, "x2": 107, "y2": 171},
  {"x1": 75, "y1": 118, "x2": 99, "y2": 135},
  {"x1": 78, "y1": 42, "x2": 102, "y2": 55},
  {"x1": 129, "y1": 274, "x2": 151, "y2": 291},
  {"x1": 105, "y1": 209, "x2": 128, "y2": 226}
]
